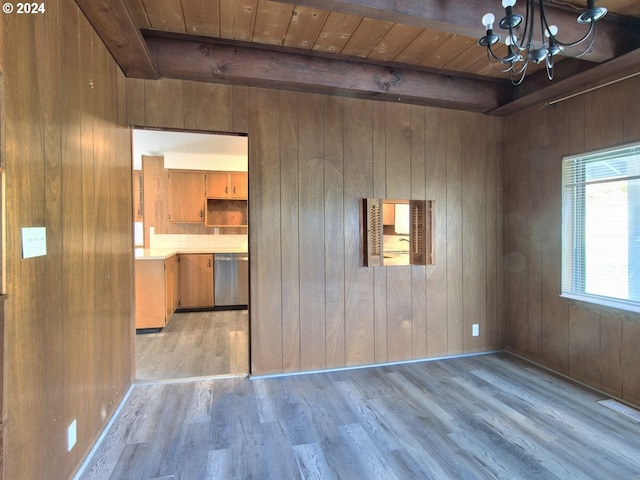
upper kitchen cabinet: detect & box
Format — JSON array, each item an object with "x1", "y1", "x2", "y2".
[
  {"x1": 169, "y1": 171, "x2": 206, "y2": 223},
  {"x1": 206, "y1": 172, "x2": 248, "y2": 199}
]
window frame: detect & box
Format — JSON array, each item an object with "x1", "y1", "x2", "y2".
[
  {"x1": 361, "y1": 198, "x2": 434, "y2": 267},
  {"x1": 560, "y1": 141, "x2": 640, "y2": 314}
]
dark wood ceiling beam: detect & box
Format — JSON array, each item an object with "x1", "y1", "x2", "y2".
[
  {"x1": 143, "y1": 33, "x2": 511, "y2": 113},
  {"x1": 488, "y1": 47, "x2": 640, "y2": 116},
  {"x1": 74, "y1": 0, "x2": 159, "y2": 79},
  {"x1": 273, "y1": 0, "x2": 640, "y2": 63}
]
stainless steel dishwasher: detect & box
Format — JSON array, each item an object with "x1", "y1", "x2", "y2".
[{"x1": 214, "y1": 253, "x2": 249, "y2": 308}]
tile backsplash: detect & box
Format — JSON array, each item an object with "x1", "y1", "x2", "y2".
[{"x1": 149, "y1": 227, "x2": 248, "y2": 250}]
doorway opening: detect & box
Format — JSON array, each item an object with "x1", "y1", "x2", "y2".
[{"x1": 131, "y1": 128, "x2": 250, "y2": 382}]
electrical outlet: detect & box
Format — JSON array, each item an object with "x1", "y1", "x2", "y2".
[
  {"x1": 472, "y1": 324, "x2": 479, "y2": 337},
  {"x1": 67, "y1": 420, "x2": 77, "y2": 452}
]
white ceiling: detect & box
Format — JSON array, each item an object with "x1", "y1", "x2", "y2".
[{"x1": 132, "y1": 129, "x2": 248, "y2": 160}]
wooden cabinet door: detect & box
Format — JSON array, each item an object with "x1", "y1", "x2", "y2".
[
  {"x1": 164, "y1": 255, "x2": 179, "y2": 321},
  {"x1": 169, "y1": 171, "x2": 205, "y2": 222},
  {"x1": 205, "y1": 172, "x2": 231, "y2": 198},
  {"x1": 179, "y1": 254, "x2": 214, "y2": 308},
  {"x1": 171, "y1": 255, "x2": 180, "y2": 312},
  {"x1": 135, "y1": 259, "x2": 166, "y2": 329},
  {"x1": 230, "y1": 173, "x2": 248, "y2": 199}
]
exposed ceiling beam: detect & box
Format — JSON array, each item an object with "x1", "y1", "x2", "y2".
[
  {"x1": 143, "y1": 32, "x2": 512, "y2": 113},
  {"x1": 74, "y1": 0, "x2": 159, "y2": 79},
  {"x1": 273, "y1": 0, "x2": 640, "y2": 63},
  {"x1": 489, "y1": 47, "x2": 640, "y2": 115}
]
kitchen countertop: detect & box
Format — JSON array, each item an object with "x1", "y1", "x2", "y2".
[{"x1": 135, "y1": 247, "x2": 248, "y2": 260}]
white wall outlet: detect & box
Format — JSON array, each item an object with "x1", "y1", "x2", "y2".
[
  {"x1": 67, "y1": 420, "x2": 77, "y2": 452},
  {"x1": 472, "y1": 324, "x2": 480, "y2": 337}
]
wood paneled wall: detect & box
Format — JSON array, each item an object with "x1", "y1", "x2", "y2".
[
  {"x1": 504, "y1": 75, "x2": 640, "y2": 407},
  {"x1": 2, "y1": 1, "x2": 134, "y2": 479},
  {"x1": 127, "y1": 78, "x2": 504, "y2": 375}
]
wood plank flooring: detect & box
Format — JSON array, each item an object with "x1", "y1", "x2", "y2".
[
  {"x1": 77, "y1": 353, "x2": 640, "y2": 479},
  {"x1": 135, "y1": 310, "x2": 249, "y2": 381}
]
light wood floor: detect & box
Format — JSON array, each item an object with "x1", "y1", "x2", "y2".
[
  {"x1": 78, "y1": 353, "x2": 640, "y2": 479},
  {"x1": 135, "y1": 310, "x2": 249, "y2": 381}
]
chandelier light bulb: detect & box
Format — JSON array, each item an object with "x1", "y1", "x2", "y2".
[
  {"x1": 482, "y1": 13, "x2": 495, "y2": 29},
  {"x1": 505, "y1": 34, "x2": 518, "y2": 46},
  {"x1": 545, "y1": 25, "x2": 558, "y2": 38},
  {"x1": 502, "y1": 0, "x2": 517, "y2": 8}
]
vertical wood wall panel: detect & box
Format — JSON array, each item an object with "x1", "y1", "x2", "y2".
[
  {"x1": 425, "y1": 108, "x2": 449, "y2": 357},
  {"x1": 539, "y1": 99, "x2": 571, "y2": 373},
  {"x1": 485, "y1": 116, "x2": 501, "y2": 350},
  {"x1": 298, "y1": 93, "x2": 326, "y2": 370},
  {"x1": 60, "y1": 4, "x2": 88, "y2": 475},
  {"x1": 343, "y1": 98, "x2": 376, "y2": 366},
  {"x1": 503, "y1": 75, "x2": 640, "y2": 407},
  {"x1": 279, "y1": 91, "x2": 300, "y2": 373},
  {"x1": 39, "y1": 2, "x2": 65, "y2": 472},
  {"x1": 371, "y1": 102, "x2": 388, "y2": 364},
  {"x1": 5, "y1": 8, "x2": 48, "y2": 480},
  {"x1": 2, "y1": 1, "x2": 134, "y2": 478},
  {"x1": 410, "y1": 106, "x2": 427, "y2": 359},
  {"x1": 195, "y1": 82, "x2": 234, "y2": 132},
  {"x1": 622, "y1": 320, "x2": 640, "y2": 407},
  {"x1": 126, "y1": 78, "x2": 504, "y2": 376},
  {"x1": 462, "y1": 112, "x2": 487, "y2": 354},
  {"x1": 323, "y1": 96, "x2": 346, "y2": 369},
  {"x1": 445, "y1": 111, "x2": 464, "y2": 355},
  {"x1": 248, "y1": 88, "x2": 283, "y2": 374},
  {"x1": 504, "y1": 111, "x2": 533, "y2": 356},
  {"x1": 79, "y1": 18, "x2": 100, "y2": 445}
]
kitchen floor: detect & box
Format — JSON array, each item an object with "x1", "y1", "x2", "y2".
[{"x1": 135, "y1": 310, "x2": 249, "y2": 381}]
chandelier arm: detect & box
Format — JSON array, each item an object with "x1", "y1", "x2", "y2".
[
  {"x1": 566, "y1": 30, "x2": 597, "y2": 58},
  {"x1": 487, "y1": 43, "x2": 521, "y2": 64},
  {"x1": 517, "y1": 0, "x2": 536, "y2": 50},
  {"x1": 510, "y1": 61, "x2": 528, "y2": 86},
  {"x1": 545, "y1": 52, "x2": 554, "y2": 80},
  {"x1": 485, "y1": 50, "x2": 519, "y2": 74},
  {"x1": 539, "y1": 0, "x2": 596, "y2": 49},
  {"x1": 553, "y1": 22, "x2": 596, "y2": 48}
]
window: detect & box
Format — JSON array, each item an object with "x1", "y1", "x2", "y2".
[
  {"x1": 361, "y1": 198, "x2": 434, "y2": 267},
  {"x1": 561, "y1": 142, "x2": 640, "y2": 313}
]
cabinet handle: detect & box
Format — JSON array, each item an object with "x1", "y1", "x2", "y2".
[
  {"x1": 208, "y1": 258, "x2": 212, "y2": 268},
  {"x1": 225, "y1": 186, "x2": 228, "y2": 195},
  {"x1": 200, "y1": 209, "x2": 203, "y2": 218},
  {"x1": 233, "y1": 186, "x2": 236, "y2": 194}
]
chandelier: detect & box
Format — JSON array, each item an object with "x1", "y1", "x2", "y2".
[{"x1": 478, "y1": 0, "x2": 608, "y2": 85}]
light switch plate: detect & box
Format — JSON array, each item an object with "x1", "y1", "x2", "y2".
[
  {"x1": 472, "y1": 324, "x2": 479, "y2": 337},
  {"x1": 21, "y1": 227, "x2": 47, "y2": 258}
]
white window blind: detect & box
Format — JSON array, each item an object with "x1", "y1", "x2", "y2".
[{"x1": 561, "y1": 142, "x2": 640, "y2": 312}]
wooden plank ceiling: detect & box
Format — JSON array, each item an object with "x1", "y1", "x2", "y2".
[{"x1": 77, "y1": 0, "x2": 640, "y2": 114}]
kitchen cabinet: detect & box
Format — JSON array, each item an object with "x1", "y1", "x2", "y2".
[
  {"x1": 135, "y1": 255, "x2": 179, "y2": 329},
  {"x1": 205, "y1": 199, "x2": 248, "y2": 227},
  {"x1": 169, "y1": 171, "x2": 205, "y2": 222},
  {"x1": 179, "y1": 253, "x2": 214, "y2": 308},
  {"x1": 205, "y1": 172, "x2": 248, "y2": 199},
  {"x1": 165, "y1": 254, "x2": 179, "y2": 319}
]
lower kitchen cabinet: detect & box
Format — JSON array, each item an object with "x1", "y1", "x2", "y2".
[
  {"x1": 179, "y1": 254, "x2": 214, "y2": 308},
  {"x1": 165, "y1": 254, "x2": 179, "y2": 319},
  {"x1": 135, "y1": 254, "x2": 179, "y2": 329}
]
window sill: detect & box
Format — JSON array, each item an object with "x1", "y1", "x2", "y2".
[{"x1": 560, "y1": 292, "x2": 640, "y2": 315}]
